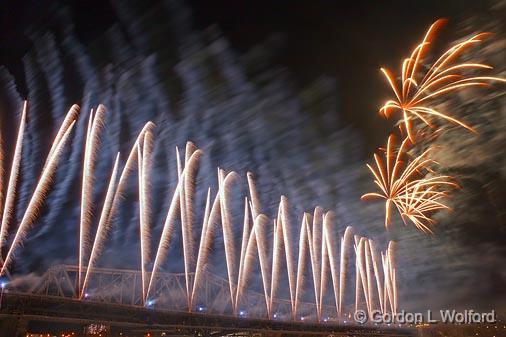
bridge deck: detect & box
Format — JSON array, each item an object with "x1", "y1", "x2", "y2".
[{"x1": 0, "y1": 292, "x2": 414, "y2": 336}]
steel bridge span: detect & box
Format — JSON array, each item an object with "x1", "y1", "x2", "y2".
[{"x1": 0, "y1": 265, "x2": 415, "y2": 337}]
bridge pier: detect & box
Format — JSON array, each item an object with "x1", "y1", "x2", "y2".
[{"x1": 0, "y1": 315, "x2": 27, "y2": 337}]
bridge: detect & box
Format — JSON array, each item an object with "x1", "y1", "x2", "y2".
[{"x1": 0, "y1": 265, "x2": 415, "y2": 337}]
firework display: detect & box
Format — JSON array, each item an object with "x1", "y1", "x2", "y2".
[
  {"x1": 0, "y1": 103, "x2": 397, "y2": 321},
  {"x1": 1, "y1": 1, "x2": 506, "y2": 335}
]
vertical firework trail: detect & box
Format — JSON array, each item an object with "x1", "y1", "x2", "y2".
[
  {"x1": 269, "y1": 212, "x2": 280, "y2": 316},
  {"x1": 256, "y1": 213, "x2": 272, "y2": 317},
  {"x1": 107, "y1": 122, "x2": 156, "y2": 226},
  {"x1": 320, "y1": 212, "x2": 340, "y2": 318},
  {"x1": 294, "y1": 213, "x2": 310, "y2": 317},
  {"x1": 234, "y1": 196, "x2": 251, "y2": 314},
  {"x1": 235, "y1": 176, "x2": 260, "y2": 313},
  {"x1": 137, "y1": 130, "x2": 153, "y2": 304},
  {"x1": 278, "y1": 196, "x2": 296, "y2": 317},
  {"x1": 190, "y1": 169, "x2": 241, "y2": 312},
  {"x1": 369, "y1": 240, "x2": 384, "y2": 314},
  {"x1": 239, "y1": 212, "x2": 272, "y2": 316},
  {"x1": 146, "y1": 147, "x2": 202, "y2": 304},
  {"x1": 0, "y1": 105, "x2": 79, "y2": 276},
  {"x1": 355, "y1": 238, "x2": 368, "y2": 314},
  {"x1": 80, "y1": 153, "x2": 120, "y2": 299},
  {"x1": 0, "y1": 108, "x2": 3, "y2": 241},
  {"x1": 380, "y1": 241, "x2": 397, "y2": 316},
  {"x1": 191, "y1": 187, "x2": 213, "y2": 307},
  {"x1": 309, "y1": 207, "x2": 322, "y2": 320},
  {"x1": 339, "y1": 226, "x2": 352, "y2": 317},
  {"x1": 0, "y1": 102, "x2": 27, "y2": 254},
  {"x1": 100, "y1": 122, "x2": 155, "y2": 304},
  {"x1": 218, "y1": 169, "x2": 241, "y2": 312},
  {"x1": 177, "y1": 143, "x2": 200, "y2": 310},
  {"x1": 270, "y1": 196, "x2": 298, "y2": 318},
  {"x1": 78, "y1": 105, "x2": 105, "y2": 296}
]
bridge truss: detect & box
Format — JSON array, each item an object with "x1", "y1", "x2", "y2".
[
  {"x1": 30, "y1": 265, "x2": 336, "y2": 320},
  {"x1": 0, "y1": 265, "x2": 414, "y2": 336}
]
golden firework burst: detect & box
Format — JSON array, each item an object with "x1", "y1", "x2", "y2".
[{"x1": 380, "y1": 19, "x2": 506, "y2": 141}]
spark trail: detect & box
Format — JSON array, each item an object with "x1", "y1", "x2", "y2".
[
  {"x1": 80, "y1": 153, "x2": 120, "y2": 299},
  {"x1": 78, "y1": 105, "x2": 105, "y2": 296},
  {"x1": 146, "y1": 147, "x2": 202, "y2": 305},
  {"x1": 0, "y1": 102, "x2": 27, "y2": 254},
  {"x1": 137, "y1": 130, "x2": 153, "y2": 304},
  {"x1": 107, "y1": 122, "x2": 155, "y2": 226}
]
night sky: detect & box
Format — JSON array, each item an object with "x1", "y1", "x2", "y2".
[{"x1": 0, "y1": 0, "x2": 492, "y2": 151}]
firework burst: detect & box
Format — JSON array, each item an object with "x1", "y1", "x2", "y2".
[
  {"x1": 361, "y1": 134, "x2": 456, "y2": 232},
  {"x1": 380, "y1": 19, "x2": 506, "y2": 141}
]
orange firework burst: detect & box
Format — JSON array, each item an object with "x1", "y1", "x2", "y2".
[
  {"x1": 361, "y1": 134, "x2": 456, "y2": 232},
  {"x1": 380, "y1": 19, "x2": 506, "y2": 141},
  {"x1": 395, "y1": 180, "x2": 453, "y2": 233}
]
